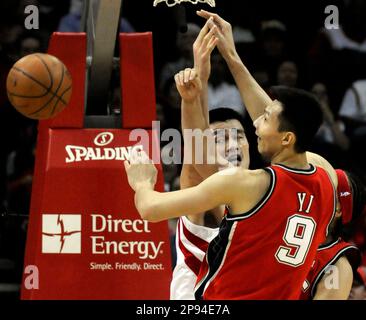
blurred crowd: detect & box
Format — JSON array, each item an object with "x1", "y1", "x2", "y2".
[{"x1": 0, "y1": 0, "x2": 365, "y2": 299}]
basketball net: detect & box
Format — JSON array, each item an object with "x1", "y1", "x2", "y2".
[{"x1": 153, "y1": 0, "x2": 215, "y2": 7}]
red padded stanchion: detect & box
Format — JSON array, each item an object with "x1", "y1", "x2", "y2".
[
  {"x1": 21, "y1": 32, "x2": 172, "y2": 300},
  {"x1": 120, "y1": 33, "x2": 156, "y2": 129}
]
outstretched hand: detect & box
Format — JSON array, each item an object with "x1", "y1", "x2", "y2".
[
  {"x1": 124, "y1": 148, "x2": 157, "y2": 192},
  {"x1": 174, "y1": 68, "x2": 203, "y2": 103},
  {"x1": 196, "y1": 10, "x2": 237, "y2": 61},
  {"x1": 193, "y1": 17, "x2": 219, "y2": 83}
]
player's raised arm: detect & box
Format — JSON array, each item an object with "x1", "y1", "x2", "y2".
[
  {"x1": 124, "y1": 151, "x2": 243, "y2": 222},
  {"x1": 193, "y1": 16, "x2": 217, "y2": 127},
  {"x1": 197, "y1": 10, "x2": 272, "y2": 121},
  {"x1": 125, "y1": 161, "x2": 233, "y2": 222},
  {"x1": 177, "y1": 24, "x2": 220, "y2": 223},
  {"x1": 178, "y1": 19, "x2": 221, "y2": 181},
  {"x1": 176, "y1": 68, "x2": 224, "y2": 178}
]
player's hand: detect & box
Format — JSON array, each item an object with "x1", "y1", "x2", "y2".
[
  {"x1": 174, "y1": 68, "x2": 202, "y2": 103},
  {"x1": 193, "y1": 17, "x2": 218, "y2": 83},
  {"x1": 197, "y1": 10, "x2": 237, "y2": 61},
  {"x1": 124, "y1": 148, "x2": 157, "y2": 192}
]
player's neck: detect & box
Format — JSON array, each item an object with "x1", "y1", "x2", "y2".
[{"x1": 270, "y1": 150, "x2": 310, "y2": 170}]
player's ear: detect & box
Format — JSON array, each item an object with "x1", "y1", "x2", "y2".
[{"x1": 281, "y1": 131, "x2": 296, "y2": 148}]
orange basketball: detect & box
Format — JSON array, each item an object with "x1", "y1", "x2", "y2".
[{"x1": 6, "y1": 53, "x2": 72, "y2": 120}]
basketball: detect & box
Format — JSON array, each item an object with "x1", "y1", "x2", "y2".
[{"x1": 6, "y1": 53, "x2": 72, "y2": 120}]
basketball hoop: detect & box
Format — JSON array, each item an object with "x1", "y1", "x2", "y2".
[{"x1": 153, "y1": 0, "x2": 215, "y2": 7}]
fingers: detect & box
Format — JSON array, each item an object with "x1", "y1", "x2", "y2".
[
  {"x1": 202, "y1": 29, "x2": 219, "y2": 56},
  {"x1": 191, "y1": 72, "x2": 202, "y2": 91},
  {"x1": 194, "y1": 23, "x2": 218, "y2": 71},
  {"x1": 139, "y1": 150, "x2": 152, "y2": 164},
  {"x1": 189, "y1": 68, "x2": 197, "y2": 81},
  {"x1": 201, "y1": 23, "x2": 216, "y2": 48},
  {"x1": 174, "y1": 72, "x2": 183, "y2": 87},
  {"x1": 194, "y1": 17, "x2": 214, "y2": 47},
  {"x1": 183, "y1": 68, "x2": 192, "y2": 83},
  {"x1": 175, "y1": 70, "x2": 187, "y2": 87},
  {"x1": 196, "y1": 9, "x2": 214, "y2": 19},
  {"x1": 129, "y1": 147, "x2": 139, "y2": 164},
  {"x1": 130, "y1": 146, "x2": 151, "y2": 164},
  {"x1": 195, "y1": 16, "x2": 219, "y2": 51},
  {"x1": 207, "y1": 35, "x2": 219, "y2": 52},
  {"x1": 196, "y1": 10, "x2": 227, "y2": 26},
  {"x1": 175, "y1": 68, "x2": 198, "y2": 86}
]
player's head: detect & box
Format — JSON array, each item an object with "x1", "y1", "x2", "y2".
[
  {"x1": 253, "y1": 86, "x2": 323, "y2": 161},
  {"x1": 335, "y1": 169, "x2": 366, "y2": 226},
  {"x1": 209, "y1": 108, "x2": 248, "y2": 169}
]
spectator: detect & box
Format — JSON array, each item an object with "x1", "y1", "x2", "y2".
[
  {"x1": 158, "y1": 76, "x2": 181, "y2": 131},
  {"x1": 207, "y1": 51, "x2": 245, "y2": 116},
  {"x1": 276, "y1": 60, "x2": 298, "y2": 87},
  {"x1": 0, "y1": 22, "x2": 23, "y2": 63},
  {"x1": 232, "y1": 25, "x2": 256, "y2": 66},
  {"x1": 251, "y1": 64, "x2": 270, "y2": 92},
  {"x1": 255, "y1": 19, "x2": 289, "y2": 84},
  {"x1": 313, "y1": 82, "x2": 350, "y2": 149},
  {"x1": 339, "y1": 79, "x2": 366, "y2": 178},
  {"x1": 6, "y1": 121, "x2": 37, "y2": 217},
  {"x1": 339, "y1": 79, "x2": 366, "y2": 129},
  {"x1": 58, "y1": 0, "x2": 135, "y2": 33},
  {"x1": 16, "y1": 32, "x2": 46, "y2": 59},
  {"x1": 311, "y1": 82, "x2": 350, "y2": 168},
  {"x1": 159, "y1": 23, "x2": 200, "y2": 93},
  {"x1": 308, "y1": 0, "x2": 366, "y2": 111},
  {"x1": 347, "y1": 207, "x2": 366, "y2": 272},
  {"x1": 349, "y1": 274, "x2": 366, "y2": 300},
  {"x1": 57, "y1": 0, "x2": 83, "y2": 32}
]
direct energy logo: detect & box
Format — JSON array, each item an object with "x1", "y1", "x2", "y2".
[
  {"x1": 90, "y1": 214, "x2": 164, "y2": 259},
  {"x1": 42, "y1": 214, "x2": 81, "y2": 254},
  {"x1": 41, "y1": 214, "x2": 164, "y2": 259}
]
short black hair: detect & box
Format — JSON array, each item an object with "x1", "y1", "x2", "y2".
[
  {"x1": 209, "y1": 108, "x2": 245, "y2": 129},
  {"x1": 269, "y1": 86, "x2": 323, "y2": 153}
]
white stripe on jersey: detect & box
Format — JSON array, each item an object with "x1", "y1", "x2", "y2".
[{"x1": 170, "y1": 216, "x2": 219, "y2": 300}]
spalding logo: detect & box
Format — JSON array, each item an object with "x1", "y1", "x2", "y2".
[{"x1": 94, "y1": 132, "x2": 114, "y2": 146}]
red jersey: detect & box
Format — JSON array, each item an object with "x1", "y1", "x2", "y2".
[
  {"x1": 300, "y1": 238, "x2": 361, "y2": 299},
  {"x1": 195, "y1": 164, "x2": 336, "y2": 300}
]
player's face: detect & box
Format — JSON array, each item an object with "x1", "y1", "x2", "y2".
[
  {"x1": 210, "y1": 119, "x2": 249, "y2": 169},
  {"x1": 253, "y1": 100, "x2": 285, "y2": 161}
]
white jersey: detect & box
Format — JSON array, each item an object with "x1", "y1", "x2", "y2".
[{"x1": 170, "y1": 216, "x2": 219, "y2": 300}]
